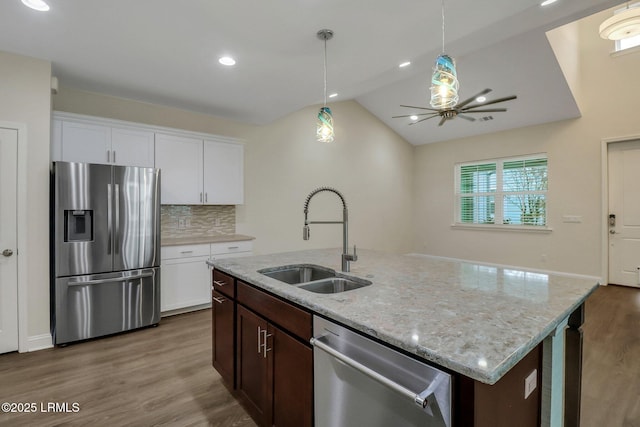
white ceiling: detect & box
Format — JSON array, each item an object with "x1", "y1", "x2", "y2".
[{"x1": 0, "y1": 0, "x2": 623, "y2": 144}]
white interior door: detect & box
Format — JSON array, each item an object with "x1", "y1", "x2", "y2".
[
  {"x1": 0, "y1": 127, "x2": 18, "y2": 353},
  {"x1": 608, "y1": 140, "x2": 640, "y2": 287}
]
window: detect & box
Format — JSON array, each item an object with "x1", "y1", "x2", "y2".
[
  {"x1": 613, "y1": 3, "x2": 640, "y2": 53},
  {"x1": 455, "y1": 155, "x2": 548, "y2": 228}
]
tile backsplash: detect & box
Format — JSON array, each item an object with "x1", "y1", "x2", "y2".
[{"x1": 161, "y1": 205, "x2": 235, "y2": 239}]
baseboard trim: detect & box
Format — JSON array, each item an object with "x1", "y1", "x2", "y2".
[{"x1": 27, "y1": 333, "x2": 53, "y2": 352}]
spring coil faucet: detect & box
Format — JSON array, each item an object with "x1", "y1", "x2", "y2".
[{"x1": 303, "y1": 187, "x2": 357, "y2": 272}]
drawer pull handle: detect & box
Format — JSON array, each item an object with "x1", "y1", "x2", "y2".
[
  {"x1": 228, "y1": 246, "x2": 239, "y2": 250},
  {"x1": 213, "y1": 280, "x2": 226, "y2": 287},
  {"x1": 180, "y1": 250, "x2": 194, "y2": 254},
  {"x1": 212, "y1": 296, "x2": 226, "y2": 304}
]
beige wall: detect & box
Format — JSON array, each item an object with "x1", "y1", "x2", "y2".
[
  {"x1": 411, "y1": 8, "x2": 640, "y2": 277},
  {"x1": 53, "y1": 91, "x2": 415, "y2": 255},
  {"x1": 0, "y1": 51, "x2": 51, "y2": 338},
  {"x1": 236, "y1": 101, "x2": 415, "y2": 255}
]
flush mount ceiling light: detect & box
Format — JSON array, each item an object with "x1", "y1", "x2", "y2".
[
  {"x1": 599, "y1": 3, "x2": 640, "y2": 40},
  {"x1": 316, "y1": 29, "x2": 335, "y2": 143},
  {"x1": 21, "y1": 0, "x2": 50, "y2": 11}
]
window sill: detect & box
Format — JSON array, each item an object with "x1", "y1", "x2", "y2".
[
  {"x1": 451, "y1": 223, "x2": 553, "y2": 233},
  {"x1": 611, "y1": 44, "x2": 640, "y2": 58}
]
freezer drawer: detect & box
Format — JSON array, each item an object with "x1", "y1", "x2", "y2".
[{"x1": 53, "y1": 268, "x2": 160, "y2": 345}]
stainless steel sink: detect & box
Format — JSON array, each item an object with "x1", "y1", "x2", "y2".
[
  {"x1": 258, "y1": 264, "x2": 336, "y2": 284},
  {"x1": 258, "y1": 264, "x2": 371, "y2": 294},
  {"x1": 299, "y1": 277, "x2": 371, "y2": 294}
]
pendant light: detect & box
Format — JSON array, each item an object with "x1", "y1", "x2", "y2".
[
  {"x1": 599, "y1": 2, "x2": 640, "y2": 40},
  {"x1": 430, "y1": 0, "x2": 459, "y2": 109},
  {"x1": 317, "y1": 29, "x2": 335, "y2": 143}
]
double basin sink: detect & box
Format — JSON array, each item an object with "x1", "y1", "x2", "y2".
[{"x1": 258, "y1": 264, "x2": 371, "y2": 294}]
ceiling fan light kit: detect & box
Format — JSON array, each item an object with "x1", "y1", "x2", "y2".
[
  {"x1": 599, "y1": 3, "x2": 640, "y2": 40},
  {"x1": 316, "y1": 29, "x2": 335, "y2": 143}
]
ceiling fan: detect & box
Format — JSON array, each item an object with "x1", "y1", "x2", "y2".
[{"x1": 393, "y1": 88, "x2": 517, "y2": 127}]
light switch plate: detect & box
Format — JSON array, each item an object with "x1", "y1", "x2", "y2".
[{"x1": 524, "y1": 369, "x2": 537, "y2": 399}]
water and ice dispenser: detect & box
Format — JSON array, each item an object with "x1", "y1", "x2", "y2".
[{"x1": 64, "y1": 210, "x2": 93, "y2": 242}]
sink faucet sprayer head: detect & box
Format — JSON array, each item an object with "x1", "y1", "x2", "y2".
[{"x1": 303, "y1": 224, "x2": 310, "y2": 240}]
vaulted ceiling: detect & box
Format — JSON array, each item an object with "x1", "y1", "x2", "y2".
[{"x1": 0, "y1": 0, "x2": 623, "y2": 144}]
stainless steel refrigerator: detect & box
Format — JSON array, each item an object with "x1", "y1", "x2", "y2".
[{"x1": 51, "y1": 161, "x2": 161, "y2": 345}]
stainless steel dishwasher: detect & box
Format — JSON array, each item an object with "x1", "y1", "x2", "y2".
[{"x1": 311, "y1": 316, "x2": 452, "y2": 427}]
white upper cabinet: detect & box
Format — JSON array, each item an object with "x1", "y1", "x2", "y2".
[
  {"x1": 203, "y1": 140, "x2": 244, "y2": 205},
  {"x1": 156, "y1": 135, "x2": 244, "y2": 205},
  {"x1": 155, "y1": 133, "x2": 204, "y2": 205},
  {"x1": 110, "y1": 127, "x2": 155, "y2": 167},
  {"x1": 58, "y1": 120, "x2": 111, "y2": 164},
  {"x1": 51, "y1": 112, "x2": 244, "y2": 205},
  {"x1": 51, "y1": 113, "x2": 154, "y2": 167}
]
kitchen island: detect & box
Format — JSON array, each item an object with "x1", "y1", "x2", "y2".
[{"x1": 210, "y1": 248, "x2": 598, "y2": 427}]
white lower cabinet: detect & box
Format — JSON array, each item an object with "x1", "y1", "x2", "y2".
[
  {"x1": 160, "y1": 241, "x2": 253, "y2": 315},
  {"x1": 161, "y1": 244, "x2": 211, "y2": 313}
]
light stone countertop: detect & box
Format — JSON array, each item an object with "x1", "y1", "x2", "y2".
[
  {"x1": 161, "y1": 234, "x2": 255, "y2": 247},
  {"x1": 211, "y1": 248, "x2": 599, "y2": 385}
]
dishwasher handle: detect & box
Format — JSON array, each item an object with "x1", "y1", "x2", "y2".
[{"x1": 311, "y1": 335, "x2": 442, "y2": 410}]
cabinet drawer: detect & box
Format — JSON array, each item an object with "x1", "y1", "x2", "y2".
[
  {"x1": 237, "y1": 281, "x2": 312, "y2": 342},
  {"x1": 161, "y1": 244, "x2": 210, "y2": 260},
  {"x1": 213, "y1": 269, "x2": 236, "y2": 299},
  {"x1": 210, "y1": 240, "x2": 253, "y2": 255}
]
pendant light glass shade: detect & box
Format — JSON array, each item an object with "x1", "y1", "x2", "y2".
[
  {"x1": 599, "y1": 5, "x2": 640, "y2": 40},
  {"x1": 316, "y1": 29, "x2": 335, "y2": 143},
  {"x1": 317, "y1": 106, "x2": 334, "y2": 143},
  {"x1": 429, "y1": 54, "x2": 459, "y2": 109}
]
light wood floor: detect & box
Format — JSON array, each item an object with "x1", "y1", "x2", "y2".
[
  {"x1": 0, "y1": 309, "x2": 256, "y2": 427},
  {"x1": 0, "y1": 285, "x2": 638, "y2": 426}
]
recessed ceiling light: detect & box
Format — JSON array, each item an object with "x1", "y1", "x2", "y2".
[
  {"x1": 218, "y1": 56, "x2": 236, "y2": 66},
  {"x1": 476, "y1": 96, "x2": 487, "y2": 103},
  {"x1": 540, "y1": 0, "x2": 558, "y2": 6},
  {"x1": 410, "y1": 115, "x2": 419, "y2": 121},
  {"x1": 329, "y1": 93, "x2": 338, "y2": 98},
  {"x1": 399, "y1": 61, "x2": 411, "y2": 68},
  {"x1": 21, "y1": 0, "x2": 50, "y2": 11}
]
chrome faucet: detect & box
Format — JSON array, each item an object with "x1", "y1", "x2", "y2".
[{"x1": 303, "y1": 187, "x2": 357, "y2": 272}]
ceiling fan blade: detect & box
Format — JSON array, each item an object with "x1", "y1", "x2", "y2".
[
  {"x1": 400, "y1": 104, "x2": 440, "y2": 112},
  {"x1": 456, "y1": 88, "x2": 492, "y2": 109},
  {"x1": 457, "y1": 114, "x2": 476, "y2": 122},
  {"x1": 475, "y1": 95, "x2": 517, "y2": 107},
  {"x1": 438, "y1": 116, "x2": 448, "y2": 126},
  {"x1": 392, "y1": 112, "x2": 439, "y2": 118},
  {"x1": 460, "y1": 108, "x2": 507, "y2": 113},
  {"x1": 409, "y1": 114, "x2": 440, "y2": 125}
]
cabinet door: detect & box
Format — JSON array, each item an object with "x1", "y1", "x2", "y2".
[
  {"x1": 203, "y1": 140, "x2": 244, "y2": 204},
  {"x1": 212, "y1": 289, "x2": 235, "y2": 387},
  {"x1": 60, "y1": 121, "x2": 111, "y2": 164},
  {"x1": 272, "y1": 326, "x2": 313, "y2": 427},
  {"x1": 155, "y1": 133, "x2": 203, "y2": 204},
  {"x1": 160, "y1": 255, "x2": 210, "y2": 312},
  {"x1": 236, "y1": 305, "x2": 272, "y2": 426},
  {"x1": 111, "y1": 127, "x2": 155, "y2": 167}
]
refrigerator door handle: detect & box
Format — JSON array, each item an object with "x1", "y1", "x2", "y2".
[
  {"x1": 67, "y1": 272, "x2": 155, "y2": 287},
  {"x1": 107, "y1": 183, "x2": 112, "y2": 255},
  {"x1": 114, "y1": 183, "x2": 120, "y2": 255}
]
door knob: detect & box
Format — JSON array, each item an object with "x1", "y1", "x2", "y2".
[
  {"x1": 610, "y1": 230, "x2": 616, "y2": 234},
  {"x1": 2, "y1": 249, "x2": 13, "y2": 257}
]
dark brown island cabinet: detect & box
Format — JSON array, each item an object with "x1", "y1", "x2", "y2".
[
  {"x1": 211, "y1": 269, "x2": 313, "y2": 427},
  {"x1": 211, "y1": 270, "x2": 577, "y2": 427}
]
